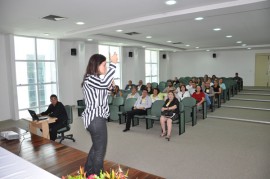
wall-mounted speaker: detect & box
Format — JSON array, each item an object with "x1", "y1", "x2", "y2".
[
  {"x1": 71, "y1": 48, "x2": 77, "y2": 56},
  {"x1": 212, "y1": 53, "x2": 216, "y2": 58},
  {"x1": 128, "y1": 51, "x2": 133, "y2": 57},
  {"x1": 162, "y1": 54, "x2": 167, "y2": 59}
]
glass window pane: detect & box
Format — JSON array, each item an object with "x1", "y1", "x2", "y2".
[
  {"x1": 152, "y1": 77, "x2": 157, "y2": 83},
  {"x1": 151, "y1": 51, "x2": 158, "y2": 63},
  {"x1": 38, "y1": 84, "x2": 57, "y2": 106},
  {"x1": 37, "y1": 39, "x2": 55, "y2": 60},
  {"x1": 16, "y1": 62, "x2": 37, "y2": 85},
  {"x1": 114, "y1": 79, "x2": 120, "y2": 87},
  {"x1": 145, "y1": 50, "x2": 150, "y2": 63},
  {"x1": 39, "y1": 106, "x2": 49, "y2": 113},
  {"x1": 99, "y1": 45, "x2": 109, "y2": 62},
  {"x1": 37, "y1": 62, "x2": 56, "y2": 83},
  {"x1": 145, "y1": 64, "x2": 151, "y2": 76},
  {"x1": 151, "y1": 64, "x2": 157, "y2": 76},
  {"x1": 145, "y1": 77, "x2": 151, "y2": 83},
  {"x1": 17, "y1": 85, "x2": 38, "y2": 109},
  {"x1": 114, "y1": 63, "x2": 120, "y2": 78},
  {"x1": 14, "y1": 36, "x2": 35, "y2": 60}
]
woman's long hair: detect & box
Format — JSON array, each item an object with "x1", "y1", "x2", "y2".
[{"x1": 81, "y1": 54, "x2": 106, "y2": 87}]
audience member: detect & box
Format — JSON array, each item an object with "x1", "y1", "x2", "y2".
[
  {"x1": 202, "y1": 81, "x2": 214, "y2": 107},
  {"x1": 123, "y1": 89, "x2": 152, "y2": 132},
  {"x1": 177, "y1": 84, "x2": 190, "y2": 101},
  {"x1": 126, "y1": 86, "x2": 140, "y2": 99},
  {"x1": 137, "y1": 80, "x2": 146, "y2": 91},
  {"x1": 125, "y1": 80, "x2": 135, "y2": 90},
  {"x1": 160, "y1": 91, "x2": 179, "y2": 141},
  {"x1": 188, "y1": 82, "x2": 196, "y2": 95},
  {"x1": 186, "y1": 80, "x2": 193, "y2": 90},
  {"x1": 219, "y1": 78, "x2": 226, "y2": 90},
  {"x1": 40, "y1": 94, "x2": 68, "y2": 141},
  {"x1": 163, "y1": 80, "x2": 176, "y2": 93},
  {"x1": 192, "y1": 86, "x2": 205, "y2": 107},
  {"x1": 150, "y1": 88, "x2": 163, "y2": 103},
  {"x1": 111, "y1": 85, "x2": 123, "y2": 97},
  {"x1": 146, "y1": 82, "x2": 153, "y2": 94},
  {"x1": 173, "y1": 77, "x2": 179, "y2": 85}
]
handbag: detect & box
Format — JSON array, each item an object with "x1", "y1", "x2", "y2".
[{"x1": 161, "y1": 110, "x2": 174, "y2": 117}]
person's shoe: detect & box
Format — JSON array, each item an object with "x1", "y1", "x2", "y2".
[
  {"x1": 123, "y1": 128, "x2": 130, "y2": 132},
  {"x1": 165, "y1": 136, "x2": 170, "y2": 141}
]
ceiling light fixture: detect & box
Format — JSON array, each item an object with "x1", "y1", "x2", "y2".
[
  {"x1": 206, "y1": 50, "x2": 210, "y2": 52},
  {"x1": 76, "y1": 22, "x2": 85, "y2": 25},
  {"x1": 146, "y1": 36, "x2": 152, "y2": 39},
  {"x1": 116, "y1": 29, "x2": 123, "y2": 32},
  {"x1": 44, "y1": 33, "x2": 49, "y2": 36},
  {"x1": 226, "y1": 35, "x2": 232, "y2": 38},
  {"x1": 142, "y1": 46, "x2": 146, "y2": 48},
  {"x1": 185, "y1": 45, "x2": 190, "y2": 47},
  {"x1": 242, "y1": 44, "x2": 247, "y2": 46},
  {"x1": 247, "y1": 48, "x2": 252, "y2": 50},
  {"x1": 195, "y1": 17, "x2": 204, "y2": 21},
  {"x1": 213, "y1": 28, "x2": 221, "y2": 31},
  {"x1": 167, "y1": 40, "x2": 172, "y2": 43},
  {"x1": 160, "y1": 49, "x2": 164, "y2": 51},
  {"x1": 195, "y1": 47, "x2": 199, "y2": 49},
  {"x1": 236, "y1": 41, "x2": 242, "y2": 43},
  {"x1": 87, "y1": 39, "x2": 93, "y2": 41},
  {"x1": 165, "y1": 0, "x2": 177, "y2": 5}
]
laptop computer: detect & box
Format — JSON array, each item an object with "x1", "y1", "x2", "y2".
[{"x1": 28, "y1": 110, "x2": 48, "y2": 121}]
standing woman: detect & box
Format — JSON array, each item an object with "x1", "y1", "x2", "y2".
[{"x1": 81, "y1": 53, "x2": 118, "y2": 177}]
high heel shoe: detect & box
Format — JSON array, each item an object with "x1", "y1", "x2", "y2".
[{"x1": 165, "y1": 136, "x2": 170, "y2": 141}]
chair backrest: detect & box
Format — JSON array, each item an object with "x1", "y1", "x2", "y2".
[
  {"x1": 179, "y1": 101, "x2": 184, "y2": 112},
  {"x1": 108, "y1": 95, "x2": 113, "y2": 105},
  {"x1": 182, "y1": 97, "x2": 196, "y2": 107},
  {"x1": 150, "y1": 100, "x2": 165, "y2": 116},
  {"x1": 151, "y1": 82, "x2": 158, "y2": 88},
  {"x1": 112, "y1": 96, "x2": 124, "y2": 106},
  {"x1": 64, "y1": 105, "x2": 73, "y2": 125},
  {"x1": 124, "y1": 98, "x2": 137, "y2": 112}
]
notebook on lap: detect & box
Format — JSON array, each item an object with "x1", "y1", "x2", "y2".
[{"x1": 28, "y1": 110, "x2": 48, "y2": 121}]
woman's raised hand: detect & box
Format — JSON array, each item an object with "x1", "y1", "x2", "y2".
[{"x1": 110, "y1": 52, "x2": 118, "y2": 64}]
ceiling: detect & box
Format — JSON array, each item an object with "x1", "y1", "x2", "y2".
[{"x1": 0, "y1": 0, "x2": 270, "y2": 52}]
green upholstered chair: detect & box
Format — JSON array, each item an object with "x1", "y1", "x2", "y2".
[
  {"x1": 182, "y1": 97, "x2": 197, "y2": 126},
  {"x1": 117, "y1": 98, "x2": 137, "y2": 124},
  {"x1": 178, "y1": 101, "x2": 185, "y2": 135},
  {"x1": 57, "y1": 105, "x2": 75, "y2": 143},
  {"x1": 144, "y1": 100, "x2": 164, "y2": 129},
  {"x1": 151, "y1": 82, "x2": 158, "y2": 89},
  {"x1": 77, "y1": 99, "x2": 85, "y2": 116},
  {"x1": 109, "y1": 97, "x2": 124, "y2": 121}
]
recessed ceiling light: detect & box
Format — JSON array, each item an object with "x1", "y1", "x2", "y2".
[
  {"x1": 226, "y1": 35, "x2": 232, "y2": 38},
  {"x1": 213, "y1": 28, "x2": 221, "y2": 31},
  {"x1": 87, "y1": 39, "x2": 93, "y2": 41},
  {"x1": 195, "y1": 47, "x2": 199, "y2": 49},
  {"x1": 206, "y1": 50, "x2": 210, "y2": 51},
  {"x1": 167, "y1": 40, "x2": 172, "y2": 43},
  {"x1": 185, "y1": 44, "x2": 190, "y2": 47},
  {"x1": 142, "y1": 46, "x2": 146, "y2": 48},
  {"x1": 76, "y1": 22, "x2": 85, "y2": 25},
  {"x1": 160, "y1": 49, "x2": 164, "y2": 51},
  {"x1": 44, "y1": 33, "x2": 49, "y2": 36},
  {"x1": 236, "y1": 41, "x2": 242, "y2": 44},
  {"x1": 165, "y1": 0, "x2": 177, "y2": 5},
  {"x1": 116, "y1": 29, "x2": 123, "y2": 32},
  {"x1": 247, "y1": 48, "x2": 252, "y2": 50},
  {"x1": 242, "y1": 44, "x2": 247, "y2": 46},
  {"x1": 195, "y1": 17, "x2": 204, "y2": 21},
  {"x1": 146, "y1": 36, "x2": 152, "y2": 39}
]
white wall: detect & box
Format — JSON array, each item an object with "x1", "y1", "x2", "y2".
[
  {"x1": 169, "y1": 49, "x2": 270, "y2": 86},
  {"x1": 0, "y1": 34, "x2": 13, "y2": 120}
]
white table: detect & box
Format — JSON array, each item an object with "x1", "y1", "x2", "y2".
[{"x1": 0, "y1": 147, "x2": 59, "y2": 179}]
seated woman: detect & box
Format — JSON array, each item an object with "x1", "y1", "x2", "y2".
[
  {"x1": 126, "y1": 86, "x2": 140, "y2": 99},
  {"x1": 150, "y1": 88, "x2": 163, "y2": 103},
  {"x1": 146, "y1": 82, "x2": 153, "y2": 94},
  {"x1": 111, "y1": 85, "x2": 123, "y2": 98},
  {"x1": 212, "y1": 79, "x2": 222, "y2": 103},
  {"x1": 160, "y1": 91, "x2": 179, "y2": 141},
  {"x1": 176, "y1": 84, "x2": 190, "y2": 101},
  {"x1": 192, "y1": 85, "x2": 205, "y2": 107}
]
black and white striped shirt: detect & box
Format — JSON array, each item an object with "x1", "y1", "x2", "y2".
[{"x1": 82, "y1": 63, "x2": 116, "y2": 128}]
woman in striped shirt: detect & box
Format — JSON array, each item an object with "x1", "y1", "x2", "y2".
[{"x1": 81, "y1": 53, "x2": 118, "y2": 177}]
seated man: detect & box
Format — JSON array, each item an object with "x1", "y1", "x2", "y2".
[
  {"x1": 39, "y1": 94, "x2": 68, "y2": 141},
  {"x1": 202, "y1": 81, "x2": 214, "y2": 107},
  {"x1": 123, "y1": 89, "x2": 152, "y2": 132},
  {"x1": 125, "y1": 80, "x2": 135, "y2": 90},
  {"x1": 163, "y1": 80, "x2": 176, "y2": 93},
  {"x1": 137, "y1": 80, "x2": 146, "y2": 91}
]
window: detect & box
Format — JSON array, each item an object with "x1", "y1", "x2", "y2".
[
  {"x1": 98, "y1": 45, "x2": 121, "y2": 88},
  {"x1": 14, "y1": 36, "x2": 57, "y2": 118},
  {"x1": 145, "y1": 50, "x2": 159, "y2": 83}
]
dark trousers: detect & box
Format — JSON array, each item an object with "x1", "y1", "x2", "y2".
[
  {"x1": 49, "y1": 122, "x2": 65, "y2": 141},
  {"x1": 125, "y1": 109, "x2": 147, "y2": 129},
  {"x1": 85, "y1": 117, "x2": 107, "y2": 177}
]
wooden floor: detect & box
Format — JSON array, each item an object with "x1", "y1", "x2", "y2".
[{"x1": 0, "y1": 127, "x2": 164, "y2": 179}]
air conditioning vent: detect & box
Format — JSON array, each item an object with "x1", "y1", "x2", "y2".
[
  {"x1": 172, "y1": 42, "x2": 183, "y2": 44},
  {"x1": 125, "y1": 32, "x2": 140, "y2": 35},
  {"x1": 42, "y1": 15, "x2": 67, "y2": 21}
]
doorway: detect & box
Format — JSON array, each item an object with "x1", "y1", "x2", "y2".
[{"x1": 255, "y1": 54, "x2": 270, "y2": 87}]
